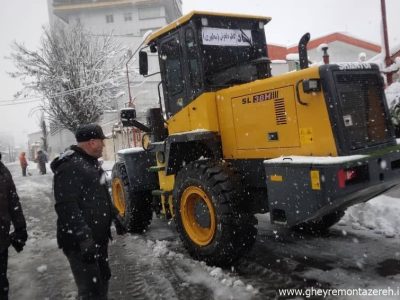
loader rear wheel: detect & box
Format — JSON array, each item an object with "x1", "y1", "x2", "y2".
[
  {"x1": 293, "y1": 210, "x2": 345, "y2": 234},
  {"x1": 111, "y1": 162, "x2": 153, "y2": 233},
  {"x1": 173, "y1": 160, "x2": 257, "y2": 266}
]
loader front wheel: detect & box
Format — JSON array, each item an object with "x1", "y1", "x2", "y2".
[
  {"x1": 173, "y1": 160, "x2": 257, "y2": 266},
  {"x1": 111, "y1": 162, "x2": 153, "y2": 233}
]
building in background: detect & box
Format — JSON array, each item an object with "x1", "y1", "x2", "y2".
[
  {"x1": 0, "y1": 132, "x2": 17, "y2": 162},
  {"x1": 27, "y1": 131, "x2": 43, "y2": 161},
  {"x1": 268, "y1": 32, "x2": 381, "y2": 75},
  {"x1": 46, "y1": 0, "x2": 182, "y2": 159}
]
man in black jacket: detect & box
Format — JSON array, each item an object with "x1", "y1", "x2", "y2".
[
  {"x1": 51, "y1": 124, "x2": 126, "y2": 300},
  {"x1": 0, "y1": 152, "x2": 28, "y2": 299}
]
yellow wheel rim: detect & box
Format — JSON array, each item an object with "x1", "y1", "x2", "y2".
[
  {"x1": 180, "y1": 186, "x2": 216, "y2": 246},
  {"x1": 112, "y1": 177, "x2": 126, "y2": 216}
]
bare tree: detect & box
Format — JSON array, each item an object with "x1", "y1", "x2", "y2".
[{"x1": 9, "y1": 22, "x2": 126, "y2": 132}]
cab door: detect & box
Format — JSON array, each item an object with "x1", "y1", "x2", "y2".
[
  {"x1": 159, "y1": 33, "x2": 191, "y2": 133},
  {"x1": 159, "y1": 33, "x2": 188, "y2": 119}
]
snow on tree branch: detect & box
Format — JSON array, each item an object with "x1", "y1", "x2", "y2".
[{"x1": 9, "y1": 22, "x2": 126, "y2": 133}]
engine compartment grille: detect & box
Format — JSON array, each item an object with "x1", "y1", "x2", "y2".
[
  {"x1": 274, "y1": 98, "x2": 287, "y2": 125},
  {"x1": 334, "y1": 72, "x2": 390, "y2": 150}
]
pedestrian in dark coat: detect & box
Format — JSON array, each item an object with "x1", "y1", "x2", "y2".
[
  {"x1": 36, "y1": 150, "x2": 48, "y2": 175},
  {"x1": 0, "y1": 152, "x2": 28, "y2": 299},
  {"x1": 51, "y1": 124, "x2": 126, "y2": 300}
]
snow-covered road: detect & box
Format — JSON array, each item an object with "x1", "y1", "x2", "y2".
[{"x1": 5, "y1": 161, "x2": 400, "y2": 299}]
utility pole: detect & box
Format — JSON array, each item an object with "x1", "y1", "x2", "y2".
[{"x1": 381, "y1": 0, "x2": 393, "y2": 85}]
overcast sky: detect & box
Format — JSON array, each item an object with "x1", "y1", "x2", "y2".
[
  {"x1": 0, "y1": 0, "x2": 49, "y2": 145},
  {"x1": 183, "y1": 0, "x2": 400, "y2": 45},
  {"x1": 0, "y1": 0, "x2": 399, "y2": 145}
]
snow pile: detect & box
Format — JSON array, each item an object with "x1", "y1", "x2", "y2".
[
  {"x1": 117, "y1": 147, "x2": 144, "y2": 155},
  {"x1": 386, "y1": 81, "x2": 400, "y2": 107},
  {"x1": 144, "y1": 239, "x2": 257, "y2": 299},
  {"x1": 149, "y1": 240, "x2": 170, "y2": 257},
  {"x1": 209, "y1": 267, "x2": 224, "y2": 279},
  {"x1": 385, "y1": 82, "x2": 400, "y2": 141},
  {"x1": 36, "y1": 265, "x2": 47, "y2": 273},
  {"x1": 64, "y1": 291, "x2": 78, "y2": 300},
  {"x1": 368, "y1": 43, "x2": 400, "y2": 69},
  {"x1": 264, "y1": 154, "x2": 367, "y2": 165},
  {"x1": 342, "y1": 194, "x2": 400, "y2": 238},
  {"x1": 382, "y1": 56, "x2": 400, "y2": 73}
]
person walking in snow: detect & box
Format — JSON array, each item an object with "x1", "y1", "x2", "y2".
[
  {"x1": 18, "y1": 152, "x2": 28, "y2": 177},
  {"x1": 51, "y1": 123, "x2": 126, "y2": 300},
  {"x1": 0, "y1": 152, "x2": 28, "y2": 299},
  {"x1": 36, "y1": 150, "x2": 48, "y2": 175}
]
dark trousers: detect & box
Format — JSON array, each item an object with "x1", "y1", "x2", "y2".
[
  {"x1": 21, "y1": 167, "x2": 26, "y2": 177},
  {"x1": 64, "y1": 245, "x2": 111, "y2": 300},
  {"x1": 39, "y1": 163, "x2": 46, "y2": 175},
  {"x1": 0, "y1": 249, "x2": 8, "y2": 300}
]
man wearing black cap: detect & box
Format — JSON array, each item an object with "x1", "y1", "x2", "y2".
[{"x1": 50, "y1": 123, "x2": 126, "y2": 299}]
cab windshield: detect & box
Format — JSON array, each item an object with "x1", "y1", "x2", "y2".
[{"x1": 199, "y1": 19, "x2": 269, "y2": 87}]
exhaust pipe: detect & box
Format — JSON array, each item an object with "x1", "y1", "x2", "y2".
[
  {"x1": 298, "y1": 33, "x2": 310, "y2": 69},
  {"x1": 322, "y1": 45, "x2": 330, "y2": 64}
]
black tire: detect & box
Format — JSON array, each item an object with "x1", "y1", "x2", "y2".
[
  {"x1": 111, "y1": 162, "x2": 153, "y2": 233},
  {"x1": 173, "y1": 160, "x2": 257, "y2": 266},
  {"x1": 292, "y1": 210, "x2": 345, "y2": 234}
]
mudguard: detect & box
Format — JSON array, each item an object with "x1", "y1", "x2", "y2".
[{"x1": 116, "y1": 148, "x2": 158, "y2": 192}]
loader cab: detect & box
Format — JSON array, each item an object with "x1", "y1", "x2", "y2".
[{"x1": 141, "y1": 11, "x2": 271, "y2": 118}]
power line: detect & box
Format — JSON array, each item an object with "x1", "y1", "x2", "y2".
[
  {"x1": 0, "y1": 98, "x2": 42, "y2": 107},
  {"x1": 0, "y1": 75, "x2": 150, "y2": 107},
  {"x1": 0, "y1": 78, "x2": 120, "y2": 106},
  {"x1": 85, "y1": 33, "x2": 143, "y2": 37},
  {"x1": 0, "y1": 67, "x2": 145, "y2": 105}
]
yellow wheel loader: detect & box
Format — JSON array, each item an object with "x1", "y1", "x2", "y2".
[{"x1": 111, "y1": 11, "x2": 400, "y2": 266}]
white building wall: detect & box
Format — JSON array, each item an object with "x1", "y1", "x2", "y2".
[
  {"x1": 0, "y1": 132, "x2": 17, "y2": 162},
  {"x1": 61, "y1": 4, "x2": 170, "y2": 36},
  {"x1": 48, "y1": 128, "x2": 76, "y2": 159},
  {"x1": 307, "y1": 41, "x2": 378, "y2": 63},
  {"x1": 270, "y1": 61, "x2": 290, "y2": 76}
]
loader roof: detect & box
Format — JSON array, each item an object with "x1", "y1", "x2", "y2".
[{"x1": 144, "y1": 10, "x2": 271, "y2": 45}]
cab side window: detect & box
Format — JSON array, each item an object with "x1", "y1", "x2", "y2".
[
  {"x1": 162, "y1": 37, "x2": 183, "y2": 96},
  {"x1": 185, "y1": 28, "x2": 202, "y2": 99},
  {"x1": 160, "y1": 35, "x2": 185, "y2": 115}
]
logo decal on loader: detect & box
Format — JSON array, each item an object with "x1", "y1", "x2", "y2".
[
  {"x1": 241, "y1": 90, "x2": 279, "y2": 104},
  {"x1": 338, "y1": 62, "x2": 372, "y2": 70}
]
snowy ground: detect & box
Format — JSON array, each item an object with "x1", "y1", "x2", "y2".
[{"x1": 4, "y1": 161, "x2": 400, "y2": 299}]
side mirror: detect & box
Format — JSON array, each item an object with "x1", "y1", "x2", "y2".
[
  {"x1": 120, "y1": 108, "x2": 137, "y2": 127},
  {"x1": 139, "y1": 51, "x2": 148, "y2": 75}
]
